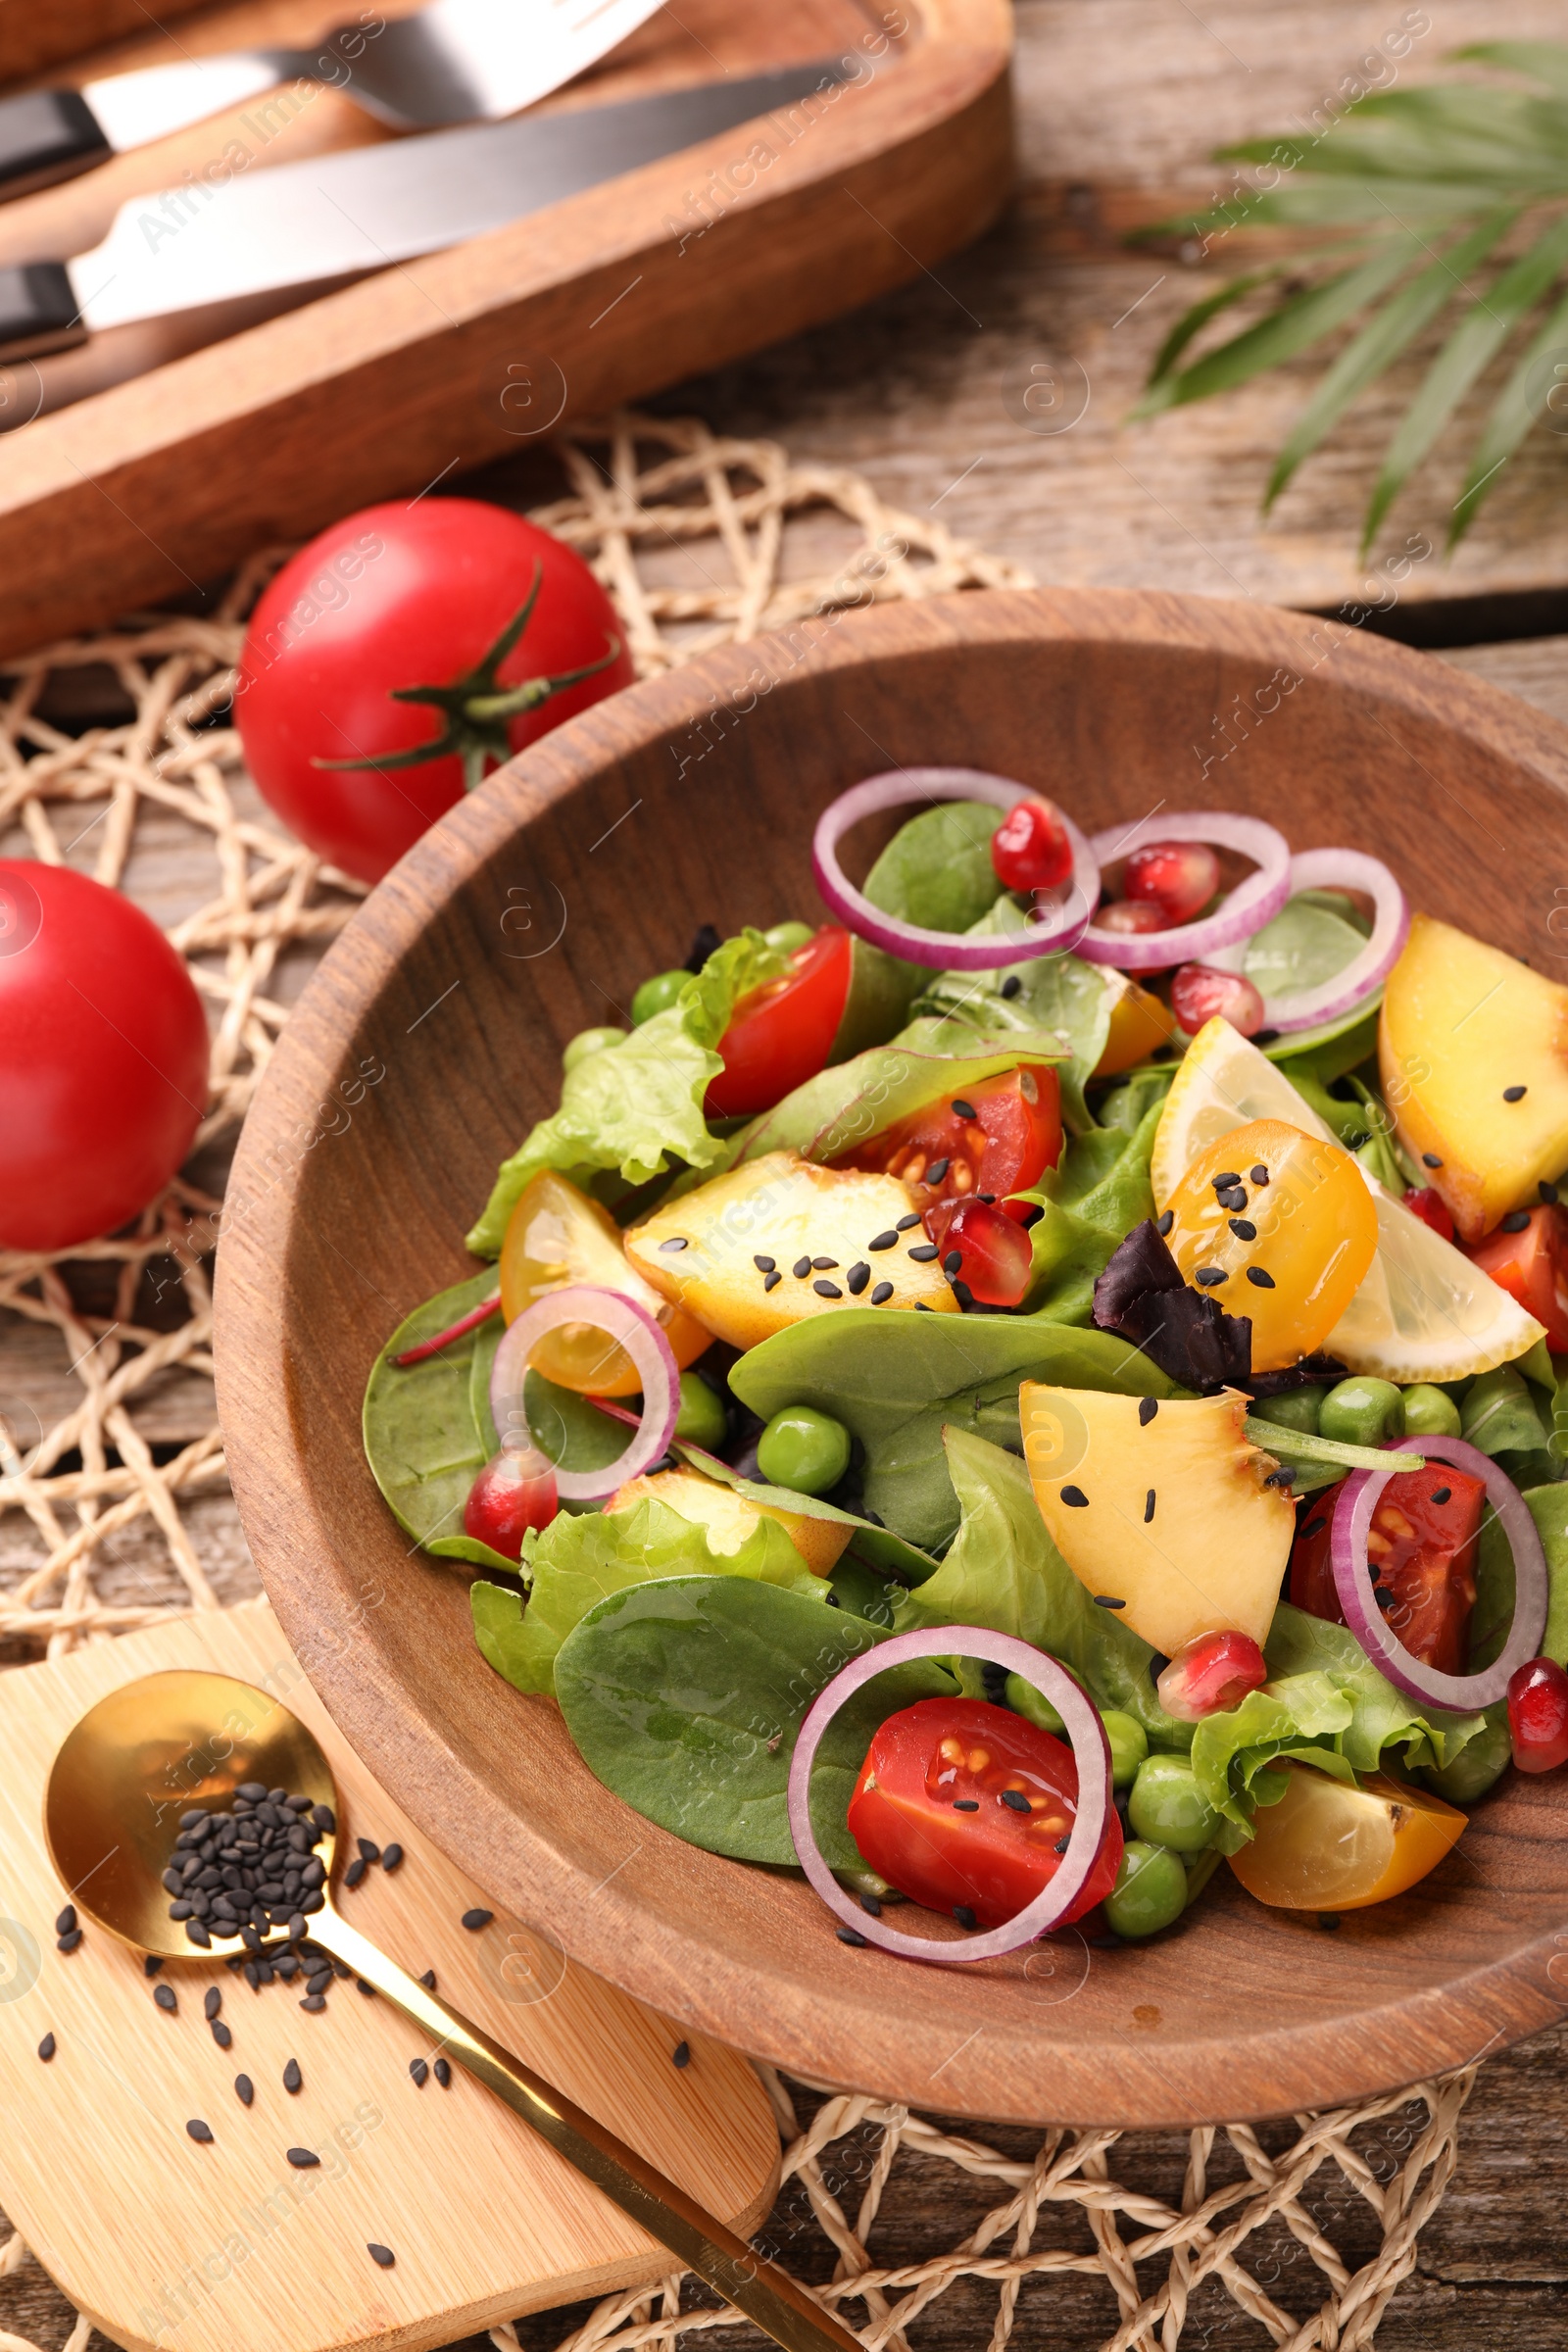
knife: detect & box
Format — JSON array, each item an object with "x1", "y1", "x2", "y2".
[
  {"x1": 0, "y1": 0, "x2": 667, "y2": 200},
  {"x1": 0, "y1": 60, "x2": 848, "y2": 361}
]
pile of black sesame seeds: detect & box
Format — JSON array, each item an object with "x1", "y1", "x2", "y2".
[{"x1": 165, "y1": 1783, "x2": 332, "y2": 1950}]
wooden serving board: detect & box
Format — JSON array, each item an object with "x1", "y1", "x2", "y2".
[
  {"x1": 0, "y1": 0, "x2": 1011, "y2": 659},
  {"x1": 0, "y1": 1601, "x2": 781, "y2": 2352}
]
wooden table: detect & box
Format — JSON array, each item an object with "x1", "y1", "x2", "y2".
[{"x1": 4, "y1": 1, "x2": 1568, "y2": 2345}]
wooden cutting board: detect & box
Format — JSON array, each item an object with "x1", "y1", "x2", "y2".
[
  {"x1": 0, "y1": 0, "x2": 1011, "y2": 658},
  {"x1": 0, "y1": 1601, "x2": 782, "y2": 2352}
]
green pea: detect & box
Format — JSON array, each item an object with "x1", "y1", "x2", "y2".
[
  {"x1": 756, "y1": 1405, "x2": 852, "y2": 1496},
  {"x1": 562, "y1": 1024, "x2": 627, "y2": 1074},
  {"x1": 1004, "y1": 1672, "x2": 1064, "y2": 1735},
  {"x1": 763, "y1": 920, "x2": 814, "y2": 956},
  {"x1": 673, "y1": 1371, "x2": 727, "y2": 1449},
  {"x1": 1400, "y1": 1383, "x2": 1462, "y2": 1440},
  {"x1": 630, "y1": 969, "x2": 688, "y2": 1026},
  {"x1": 1101, "y1": 1710, "x2": 1149, "y2": 1788},
  {"x1": 1127, "y1": 1755, "x2": 1220, "y2": 1854},
  {"x1": 1103, "y1": 1840, "x2": 1189, "y2": 1939},
  {"x1": 1319, "y1": 1375, "x2": 1404, "y2": 1448},
  {"x1": 1249, "y1": 1385, "x2": 1327, "y2": 1436}
]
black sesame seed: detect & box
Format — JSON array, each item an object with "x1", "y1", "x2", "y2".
[
  {"x1": 812, "y1": 1278, "x2": 843, "y2": 1298},
  {"x1": 381, "y1": 1844, "x2": 404, "y2": 1873},
  {"x1": 409, "y1": 2058, "x2": 428, "y2": 2086},
  {"x1": 951, "y1": 1101, "x2": 976, "y2": 1121},
  {"x1": 312, "y1": 1806, "x2": 335, "y2": 1833},
  {"x1": 979, "y1": 1192, "x2": 997, "y2": 1204},
  {"x1": 954, "y1": 1904, "x2": 978, "y2": 1929},
  {"x1": 953, "y1": 1279, "x2": 975, "y2": 1307},
  {"x1": 434, "y1": 2058, "x2": 451, "y2": 2087},
  {"x1": 283, "y1": 2059, "x2": 302, "y2": 2094},
  {"x1": 836, "y1": 1927, "x2": 867, "y2": 1946},
  {"x1": 1431, "y1": 1487, "x2": 1451, "y2": 1505},
  {"x1": 1217, "y1": 1188, "x2": 1248, "y2": 1212},
  {"x1": 286, "y1": 2149, "x2": 319, "y2": 2169},
  {"x1": 55, "y1": 1904, "x2": 76, "y2": 1936},
  {"x1": 1375, "y1": 1588, "x2": 1395, "y2": 1611},
  {"x1": 859, "y1": 1889, "x2": 883, "y2": 1916},
  {"x1": 896, "y1": 1213, "x2": 921, "y2": 1232},
  {"x1": 1195, "y1": 1267, "x2": 1227, "y2": 1287},
  {"x1": 344, "y1": 1857, "x2": 367, "y2": 1888},
  {"x1": 762, "y1": 1269, "x2": 782, "y2": 1291},
  {"x1": 1228, "y1": 1217, "x2": 1257, "y2": 1241},
  {"x1": 659, "y1": 1236, "x2": 689, "y2": 1250},
  {"x1": 870, "y1": 1281, "x2": 894, "y2": 1304},
  {"x1": 672, "y1": 2041, "x2": 691, "y2": 2069},
  {"x1": 1000, "y1": 975, "x2": 1022, "y2": 1000},
  {"x1": 1541, "y1": 1181, "x2": 1560, "y2": 1205},
  {"x1": 37, "y1": 2033, "x2": 55, "y2": 2062},
  {"x1": 753, "y1": 1254, "x2": 775, "y2": 1272},
  {"x1": 212, "y1": 2020, "x2": 233, "y2": 2049},
  {"x1": 1054, "y1": 1836, "x2": 1071, "y2": 1855},
  {"x1": 368, "y1": 2243, "x2": 396, "y2": 2269},
  {"x1": 792, "y1": 1256, "x2": 811, "y2": 1279},
  {"x1": 914, "y1": 1301, "x2": 933, "y2": 1311},
  {"x1": 1145, "y1": 1487, "x2": 1156, "y2": 1522},
  {"x1": 906, "y1": 1244, "x2": 938, "y2": 1261},
  {"x1": 1061, "y1": 1485, "x2": 1089, "y2": 1507},
  {"x1": 1156, "y1": 1210, "x2": 1173, "y2": 1236},
  {"x1": 953, "y1": 1798, "x2": 980, "y2": 1812},
  {"x1": 356, "y1": 1978, "x2": 376, "y2": 1996},
  {"x1": 1503, "y1": 1085, "x2": 1528, "y2": 1102},
  {"x1": 1149, "y1": 1652, "x2": 1170, "y2": 1679},
  {"x1": 418, "y1": 1970, "x2": 436, "y2": 1990},
  {"x1": 1211, "y1": 1171, "x2": 1241, "y2": 1190},
  {"x1": 1000, "y1": 1788, "x2": 1031, "y2": 1812},
  {"x1": 307, "y1": 1969, "x2": 333, "y2": 1995},
  {"x1": 942, "y1": 1250, "x2": 962, "y2": 1274},
  {"x1": 1500, "y1": 1210, "x2": 1532, "y2": 1233},
  {"x1": 867, "y1": 1230, "x2": 899, "y2": 1251},
  {"x1": 56, "y1": 1929, "x2": 82, "y2": 1954},
  {"x1": 1264, "y1": 1467, "x2": 1295, "y2": 1489},
  {"x1": 846, "y1": 1262, "x2": 870, "y2": 1295},
  {"x1": 235, "y1": 2074, "x2": 254, "y2": 2106},
  {"x1": 1093, "y1": 1594, "x2": 1126, "y2": 1609},
  {"x1": 1250, "y1": 1165, "x2": 1270, "y2": 1185},
  {"x1": 1422, "y1": 1152, "x2": 1443, "y2": 1169},
  {"x1": 461, "y1": 1908, "x2": 493, "y2": 1931},
  {"x1": 1246, "y1": 1266, "x2": 1275, "y2": 1289},
  {"x1": 204, "y1": 1987, "x2": 221, "y2": 2020},
  {"x1": 187, "y1": 2120, "x2": 214, "y2": 2144},
  {"x1": 925, "y1": 1157, "x2": 951, "y2": 1185},
  {"x1": 1318, "y1": 1913, "x2": 1342, "y2": 1932},
  {"x1": 300, "y1": 1993, "x2": 326, "y2": 2013},
  {"x1": 1138, "y1": 1396, "x2": 1158, "y2": 1426},
  {"x1": 154, "y1": 1983, "x2": 176, "y2": 2013},
  {"x1": 144, "y1": 1955, "x2": 164, "y2": 1977},
  {"x1": 810, "y1": 1255, "x2": 839, "y2": 1270},
  {"x1": 1300, "y1": 1516, "x2": 1327, "y2": 1541},
  {"x1": 357, "y1": 1839, "x2": 380, "y2": 1864}
]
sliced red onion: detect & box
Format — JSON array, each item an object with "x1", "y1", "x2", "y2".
[
  {"x1": 811, "y1": 770, "x2": 1099, "y2": 968},
  {"x1": 786, "y1": 1626, "x2": 1111, "y2": 1964},
  {"x1": 489, "y1": 1284, "x2": 678, "y2": 1503},
  {"x1": 1331, "y1": 1435, "x2": 1547, "y2": 1711},
  {"x1": 1247, "y1": 848, "x2": 1409, "y2": 1034},
  {"x1": 1078, "y1": 811, "x2": 1291, "y2": 970}
]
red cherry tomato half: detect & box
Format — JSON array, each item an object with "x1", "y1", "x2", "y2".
[
  {"x1": 833, "y1": 1066, "x2": 1062, "y2": 1215},
  {"x1": 0, "y1": 861, "x2": 209, "y2": 1252},
  {"x1": 703, "y1": 927, "x2": 854, "y2": 1119},
  {"x1": 1507, "y1": 1655, "x2": 1568, "y2": 1773},
  {"x1": 846, "y1": 1696, "x2": 1121, "y2": 1930},
  {"x1": 1403, "y1": 1186, "x2": 1455, "y2": 1243},
  {"x1": 1466, "y1": 1203, "x2": 1568, "y2": 1352},
  {"x1": 235, "y1": 500, "x2": 635, "y2": 885},
  {"x1": 1154, "y1": 1631, "x2": 1268, "y2": 1722},
  {"x1": 464, "y1": 1442, "x2": 559, "y2": 1559},
  {"x1": 1124, "y1": 840, "x2": 1220, "y2": 927},
  {"x1": 923, "y1": 1197, "x2": 1034, "y2": 1306},
  {"x1": 1290, "y1": 1463, "x2": 1484, "y2": 1675},
  {"x1": 990, "y1": 796, "x2": 1073, "y2": 894},
  {"x1": 1170, "y1": 963, "x2": 1264, "y2": 1038}
]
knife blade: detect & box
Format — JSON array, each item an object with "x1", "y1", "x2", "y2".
[{"x1": 0, "y1": 60, "x2": 849, "y2": 360}]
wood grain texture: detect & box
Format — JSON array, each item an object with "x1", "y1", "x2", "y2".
[
  {"x1": 0, "y1": 1599, "x2": 780, "y2": 2352},
  {"x1": 0, "y1": 0, "x2": 209, "y2": 83},
  {"x1": 0, "y1": 0, "x2": 1013, "y2": 658},
  {"x1": 213, "y1": 584, "x2": 1568, "y2": 2132}
]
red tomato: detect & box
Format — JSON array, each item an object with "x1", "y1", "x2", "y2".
[
  {"x1": 1290, "y1": 1464, "x2": 1484, "y2": 1675},
  {"x1": 1467, "y1": 1204, "x2": 1568, "y2": 1351},
  {"x1": 1403, "y1": 1186, "x2": 1455, "y2": 1243},
  {"x1": 235, "y1": 500, "x2": 634, "y2": 885},
  {"x1": 832, "y1": 1066, "x2": 1062, "y2": 1216},
  {"x1": 704, "y1": 928, "x2": 853, "y2": 1119},
  {"x1": 0, "y1": 861, "x2": 209, "y2": 1251},
  {"x1": 847, "y1": 1697, "x2": 1120, "y2": 1930}
]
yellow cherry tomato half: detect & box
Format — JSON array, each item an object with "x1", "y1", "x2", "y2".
[
  {"x1": 1164, "y1": 1116, "x2": 1378, "y2": 1371},
  {"x1": 1226, "y1": 1762, "x2": 1466, "y2": 1911},
  {"x1": 499, "y1": 1169, "x2": 711, "y2": 1396}
]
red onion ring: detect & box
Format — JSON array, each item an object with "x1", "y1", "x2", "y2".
[
  {"x1": 1248, "y1": 849, "x2": 1409, "y2": 1034},
  {"x1": 811, "y1": 770, "x2": 1099, "y2": 968},
  {"x1": 1330, "y1": 1435, "x2": 1547, "y2": 1711},
  {"x1": 489, "y1": 1284, "x2": 678, "y2": 1503},
  {"x1": 786, "y1": 1626, "x2": 1111, "y2": 1963},
  {"x1": 1077, "y1": 811, "x2": 1292, "y2": 970}
]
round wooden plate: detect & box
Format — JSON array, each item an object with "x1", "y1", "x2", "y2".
[{"x1": 216, "y1": 588, "x2": 1568, "y2": 2128}]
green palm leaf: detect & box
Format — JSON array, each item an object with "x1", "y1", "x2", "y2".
[
  {"x1": 1450, "y1": 286, "x2": 1568, "y2": 545},
  {"x1": 1456, "y1": 45, "x2": 1568, "y2": 99}
]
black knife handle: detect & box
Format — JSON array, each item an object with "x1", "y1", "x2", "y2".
[
  {"x1": 0, "y1": 90, "x2": 111, "y2": 199},
  {"x1": 0, "y1": 264, "x2": 82, "y2": 361}
]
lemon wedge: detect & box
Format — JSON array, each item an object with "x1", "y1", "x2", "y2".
[{"x1": 1151, "y1": 1018, "x2": 1545, "y2": 1382}]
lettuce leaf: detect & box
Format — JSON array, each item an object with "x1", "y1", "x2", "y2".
[
  {"x1": 1015, "y1": 1100, "x2": 1165, "y2": 1324},
  {"x1": 466, "y1": 928, "x2": 787, "y2": 1255},
  {"x1": 470, "y1": 1492, "x2": 822, "y2": 1697},
  {"x1": 893, "y1": 1428, "x2": 1192, "y2": 1746}
]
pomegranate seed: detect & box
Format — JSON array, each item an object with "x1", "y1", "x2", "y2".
[
  {"x1": 1402, "y1": 1186, "x2": 1454, "y2": 1243},
  {"x1": 991, "y1": 797, "x2": 1073, "y2": 894},
  {"x1": 1507, "y1": 1655, "x2": 1568, "y2": 1773},
  {"x1": 1095, "y1": 899, "x2": 1167, "y2": 939},
  {"x1": 464, "y1": 1441, "x2": 559, "y2": 1559},
  {"x1": 1124, "y1": 840, "x2": 1220, "y2": 927},
  {"x1": 1170, "y1": 963, "x2": 1264, "y2": 1038},
  {"x1": 923, "y1": 1197, "x2": 1035, "y2": 1307},
  {"x1": 1156, "y1": 1631, "x2": 1268, "y2": 1722}
]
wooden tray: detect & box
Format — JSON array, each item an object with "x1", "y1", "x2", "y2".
[
  {"x1": 0, "y1": 0, "x2": 1010, "y2": 659},
  {"x1": 0, "y1": 1600, "x2": 781, "y2": 2352},
  {"x1": 215, "y1": 585, "x2": 1568, "y2": 2131}
]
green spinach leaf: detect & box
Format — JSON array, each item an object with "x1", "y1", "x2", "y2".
[
  {"x1": 910, "y1": 906, "x2": 1113, "y2": 1132},
  {"x1": 1015, "y1": 1100, "x2": 1165, "y2": 1323},
  {"x1": 729, "y1": 1307, "x2": 1180, "y2": 1551},
  {"x1": 673, "y1": 1442, "x2": 941, "y2": 1586},
  {"x1": 1462, "y1": 1365, "x2": 1548, "y2": 1459},
  {"x1": 862, "y1": 800, "x2": 1007, "y2": 942},
  {"x1": 1469, "y1": 1482, "x2": 1568, "y2": 1670},
  {"x1": 364, "y1": 1271, "x2": 512, "y2": 1569},
  {"x1": 738, "y1": 1032, "x2": 1061, "y2": 1166},
  {"x1": 553, "y1": 1574, "x2": 956, "y2": 1869}
]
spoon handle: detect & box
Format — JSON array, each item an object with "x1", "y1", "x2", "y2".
[{"x1": 308, "y1": 1909, "x2": 861, "y2": 2352}]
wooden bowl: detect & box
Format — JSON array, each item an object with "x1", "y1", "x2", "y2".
[{"x1": 217, "y1": 588, "x2": 1568, "y2": 2128}]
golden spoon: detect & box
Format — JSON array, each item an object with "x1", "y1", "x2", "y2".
[{"x1": 45, "y1": 1668, "x2": 861, "y2": 2352}]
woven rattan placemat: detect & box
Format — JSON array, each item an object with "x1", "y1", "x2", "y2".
[{"x1": 0, "y1": 412, "x2": 1474, "y2": 2352}]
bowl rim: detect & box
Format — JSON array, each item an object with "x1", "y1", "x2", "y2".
[{"x1": 216, "y1": 584, "x2": 1568, "y2": 2127}]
